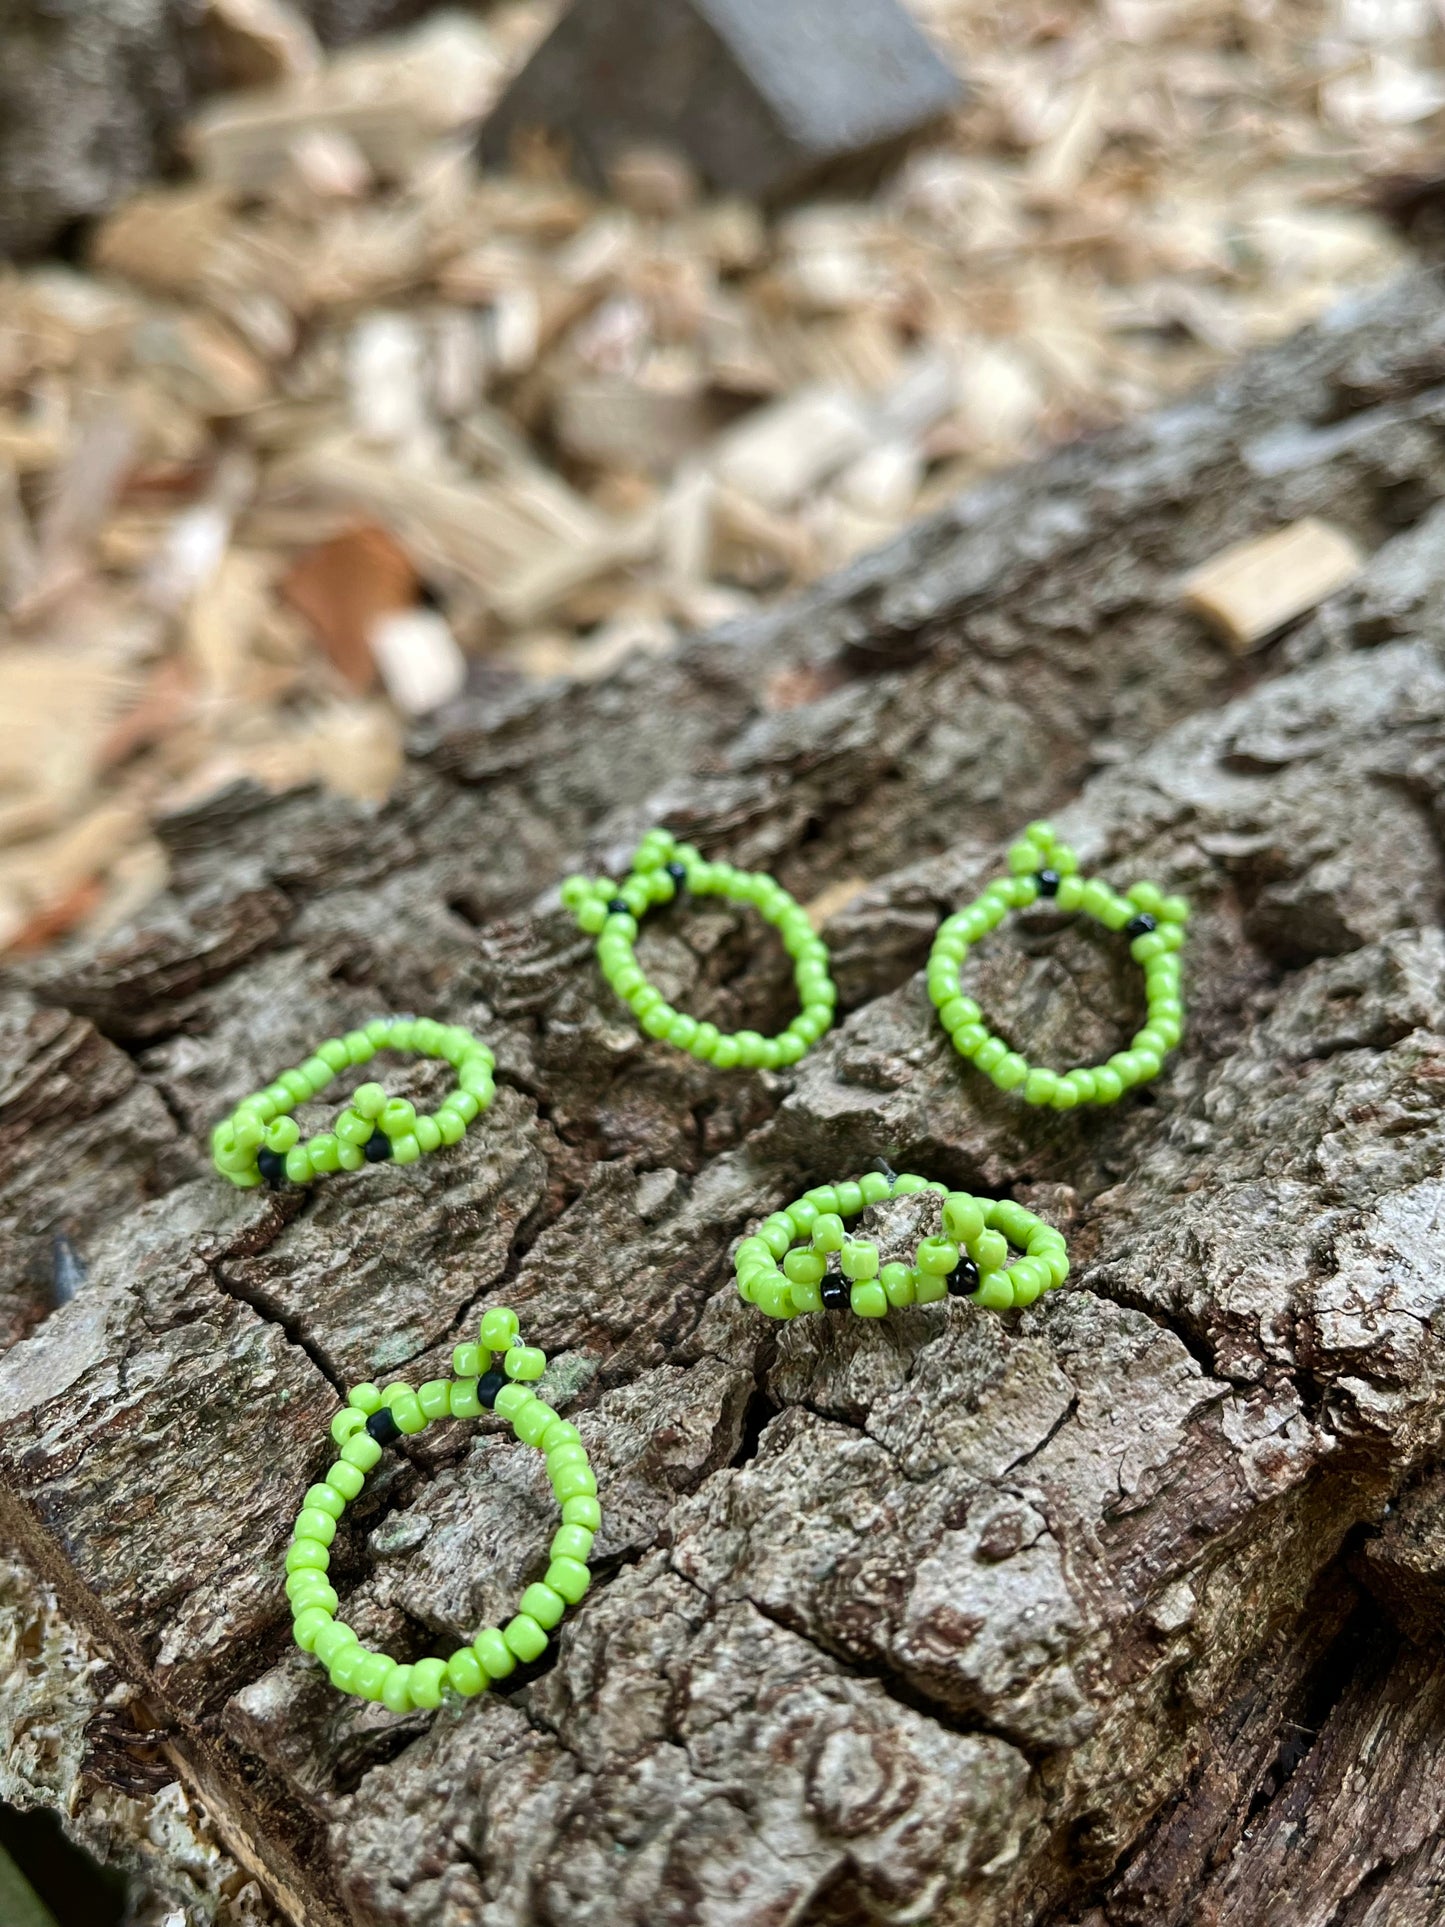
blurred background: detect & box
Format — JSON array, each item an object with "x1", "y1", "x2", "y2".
[
  {"x1": 0, "y1": 0, "x2": 1437, "y2": 968},
  {"x1": 0, "y1": 0, "x2": 1441, "y2": 1914}
]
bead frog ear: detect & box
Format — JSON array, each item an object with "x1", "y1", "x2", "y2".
[
  {"x1": 561, "y1": 826, "x2": 837, "y2": 1071},
  {"x1": 926, "y1": 822, "x2": 1189, "y2": 1107}
]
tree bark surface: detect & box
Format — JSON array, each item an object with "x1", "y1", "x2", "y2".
[{"x1": 7, "y1": 271, "x2": 1445, "y2": 1927}]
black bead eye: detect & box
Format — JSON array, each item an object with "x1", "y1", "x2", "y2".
[
  {"x1": 366, "y1": 1407, "x2": 401, "y2": 1445},
  {"x1": 607, "y1": 897, "x2": 630, "y2": 917},
  {"x1": 363, "y1": 1132, "x2": 393, "y2": 1163},
  {"x1": 820, "y1": 1277, "x2": 850, "y2": 1311},
  {"x1": 1035, "y1": 869, "x2": 1061, "y2": 898},
  {"x1": 477, "y1": 1369, "x2": 508, "y2": 1410},
  {"x1": 947, "y1": 1257, "x2": 981, "y2": 1298},
  {"x1": 1125, "y1": 912, "x2": 1158, "y2": 939},
  {"x1": 257, "y1": 1147, "x2": 287, "y2": 1188},
  {"x1": 665, "y1": 862, "x2": 688, "y2": 887}
]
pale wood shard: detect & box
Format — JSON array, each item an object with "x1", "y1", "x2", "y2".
[{"x1": 1182, "y1": 517, "x2": 1367, "y2": 650}]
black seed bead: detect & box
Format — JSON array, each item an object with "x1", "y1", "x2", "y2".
[
  {"x1": 477, "y1": 1369, "x2": 508, "y2": 1410},
  {"x1": 257, "y1": 1147, "x2": 287, "y2": 1188},
  {"x1": 366, "y1": 1406, "x2": 401, "y2": 1446},
  {"x1": 820, "y1": 1276, "x2": 851, "y2": 1311},
  {"x1": 607, "y1": 897, "x2": 630, "y2": 917},
  {"x1": 948, "y1": 1257, "x2": 981, "y2": 1298},
  {"x1": 363, "y1": 1131, "x2": 393, "y2": 1163},
  {"x1": 665, "y1": 861, "x2": 688, "y2": 888},
  {"x1": 1035, "y1": 868, "x2": 1061, "y2": 898},
  {"x1": 1124, "y1": 912, "x2": 1158, "y2": 939}
]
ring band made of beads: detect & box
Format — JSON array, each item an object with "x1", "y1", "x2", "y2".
[
  {"x1": 735, "y1": 1171, "x2": 1069, "y2": 1320},
  {"x1": 211, "y1": 1017, "x2": 497, "y2": 1189},
  {"x1": 927, "y1": 821, "x2": 1188, "y2": 1107},
  {"x1": 560, "y1": 828, "x2": 837, "y2": 1072},
  {"x1": 286, "y1": 1307, "x2": 600, "y2": 1711}
]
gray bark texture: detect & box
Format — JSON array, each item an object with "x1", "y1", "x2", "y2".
[
  {"x1": 0, "y1": 0, "x2": 435, "y2": 258},
  {"x1": 6, "y1": 269, "x2": 1445, "y2": 1927}
]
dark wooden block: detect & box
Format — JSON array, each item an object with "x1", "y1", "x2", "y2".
[{"x1": 479, "y1": 0, "x2": 963, "y2": 202}]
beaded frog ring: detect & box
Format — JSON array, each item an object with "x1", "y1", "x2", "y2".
[
  {"x1": 735, "y1": 1170, "x2": 1069, "y2": 1320},
  {"x1": 287, "y1": 1308, "x2": 600, "y2": 1711},
  {"x1": 211, "y1": 1016, "x2": 496, "y2": 1189},
  {"x1": 927, "y1": 822, "x2": 1188, "y2": 1108},
  {"x1": 561, "y1": 827, "x2": 837, "y2": 1071}
]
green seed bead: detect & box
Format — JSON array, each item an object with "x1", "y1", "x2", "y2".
[
  {"x1": 436, "y1": 1109, "x2": 465, "y2": 1146},
  {"x1": 493, "y1": 1383, "x2": 532, "y2": 1422},
  {"x1": 991, "y1": 1052, "x2": 1028, "y2": 1091},
  {"x1": 541, "y1": 1419, "x2": 580, "y2": 1451},
  {"x1": 453, "y1": 1343, "x2": 484, "y2": 1379},
  {"x1": 355, "y1": 1652, "x2": 396, "y2": 1701},
  {"x1": 1133, "y1": 1048, "x2": 1163, "y2": 1080},
  {"x1": 326, "y1": 1460, "x2": 365, "y2": 1502},
  {"x1": 546, "y1": 1556, "x2": 591, "y2": 1604},
  {"x1": 331, "y1": 1407, "x2": 366, "y2": 1445},
  {"x1": 447, "y1": 1648, "x2": 488, "y2": 1697},
  {"x1": 329, "y1": 1646, "x2": 370, "y2": 1695},
  {"x1": 381, "y1": 1665, "x2": 415, "y2": 1714},
  {"x1": 265, "y1": 1115, "x2": 300, "y2": 1153},
  {"x1": 1159, "y1": 894, "x2": 1191, "y2": 924},
  {"x1": 279, "y1": 1069, "x2": 313, "y2": 1102},
  {"x1": 480, "y1": 1307, "x2": 520, "y2": 1350},
  {"x1": 449, "y1": 1378, "x2": 482, "y2": 1419},
  {"x1": 391, "y1": 1393, "x2": 426, "y2": 1435},
  {"x1": 975, "y1": 1271, "x2": 1014, "y2": 1311},
  {"x1": 1091, "y1": 1066, "x2": 1123, "y2": 1104},
  {"x1": 1023, "y1": 1068, "x2": 1060, "y2": 1107},
  {"x1": 286, "y1": 1540, "x2": 329, "y2": 1574},
  {"x1": 415, "y1": 1115, "x2": 443, "y2": 1155},
  {"x1": 417, "y1": 1380, "x2": 450, "y2": 1422},
  {"x1": 288, "y1": 1577, "x2": 338, "y2": 1616},
  {"x1": 380, "y1": 1098, "x2": 416, "y2": 1138},
  {"x1": 563, "y1": 1494, "x2": 602, "y2": 1531},
  {"x1": 293, "y1": 1606, "x2": 333, "y2": 1651},
  {"x1": 1009, "y1": 1258, "x2": 1046, "y2": 1304},
  {"x1": 1008, "y1": 840, "x2": 1043, "y2": 875},
  {"x1": 974, "y1": 1228, "x2": 1009, "y2": 1272},
  {"x1": 341, "y1": 1431, "x2": 383, "y2": 1473},
  {"x1": 783, "y1": 1248, "x2": 825, "y2": 1286},
  {"x1": 880, "y1": 1262, "x2": 915, "y2": 1308},
  {"x1": 1109, "y1": 1052, "x2": 1141, "y2": 1087},
  {"x1": 505, "y1": 1345, "x2": 546, "y2": 1382},
  {"x1": 788, "y1": 1276, "x2": 824, "y2": 1314},
  {"x1": 313, "y1": 1621, "x2": 358, "y2": 1667},
  {"x1": 352, "y1": 1082, "x2": 387, "y2": 1120},
  {"x1": 974, "y1": 1037, "x2": 1007, "y2": 1074},
  {"x1": 519, "y1": 1583, "x2": 567, "y2": 1630},
  {"x1": 803, "y1": 1186, "x2": 840, "y2": 1214},
  {"x1": 913, "y1": 1266, "x2": 947, "y2": 1305},
  {"x1": 551, "y1": 1524, "x2": 594, "y2": 1563},
  {"x1": 444, "y1": 1092, "x2": 481, "y2": 1126},
  {"x1": 513, "y1": 1399, "x2": 555, "y2": 1446},
  {"x1": 295, "y1": 1508, "x2": 337, "y2": 1547},
  {"x1": 473, "y1": 1628, "x2": 515, "y2": 1679},
  {"x1": 335, "y1": 1110, "x2": 372, "y2": 1146},
  {"x1": 409, "y1": 1657, "x2": 448, "y2": 1708},
  {"x1": 1131, "y1": 931, "x2": 1167, "y2": 964},
  {"x1": 858, "y1": 1170, "x2": 892, "y2": 1206},
  {"x1": 1127, "y1": 881, "x2": 1164, "y2": 915},
  {"x1": 812, "y1": 1213, "x2": 845, "y2": 1253},
  {"x1": 553, "y1": 1462, "x2": 598, "y2": 1501},
  {"x1": 503, "y1": 1614, "x2": 549, "y2": 1664},
  {"x1": 850, "y1": 1281, "x2": 888, "y2": 1318},
  {"x1": 1050, "y1": 1078, "x2": 1081, "y2": 1111},
  {"x1": 840, "y1": 1241, "x2": 879, "y2": 1281},
  {"x1": 759, "y1": 1215, "x2": 795, "y2": 1257},
  {"x1": 285, "y1": 1145, "x2": 314, "y2": 1184},
  {"x1": 942, "y1": 1195, "x2": 985, "y2": 1244},
  {"x1": 545, "y1": 1443, "x2": 588, "y2": 1478},
  {"x1": 917, "y1": 1237, "x2": 960, "y2": 1276},
  {"x1": 834, "y1": 1181, "x2": 864, "y2": 1216}
]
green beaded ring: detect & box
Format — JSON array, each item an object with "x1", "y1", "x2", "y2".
[
  {"x1": 736, "y1": 1171, "x2": 1069, "y2": 1320},
  {"x1": 287, "y1": 1306, "x2": 600, "y2": 1711},
  {"x1": 927, "y1": 821, "x2": 1188, "y2": 1108},
  {"x1": 211, "y1": 1016, "x2": 497, "y2": 1189},
  {"x1": 560, "y1": 827, "x2": 837, "y2": 1071}
]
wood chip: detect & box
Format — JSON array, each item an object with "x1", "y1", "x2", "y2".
[
  {"x1": 281, "y1": 521, "x2": 418, "y2": 690},
  {"x1": 1182, "y1": 519, "x2": 1366, "y2": 650},
  {"x1": 369, "y1": 607, "x2": 467, "y2": 714}
]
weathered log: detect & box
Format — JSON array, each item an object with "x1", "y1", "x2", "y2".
[{"x1": 6, "y1": 271, "x2": 1445, "y2": 1926}]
